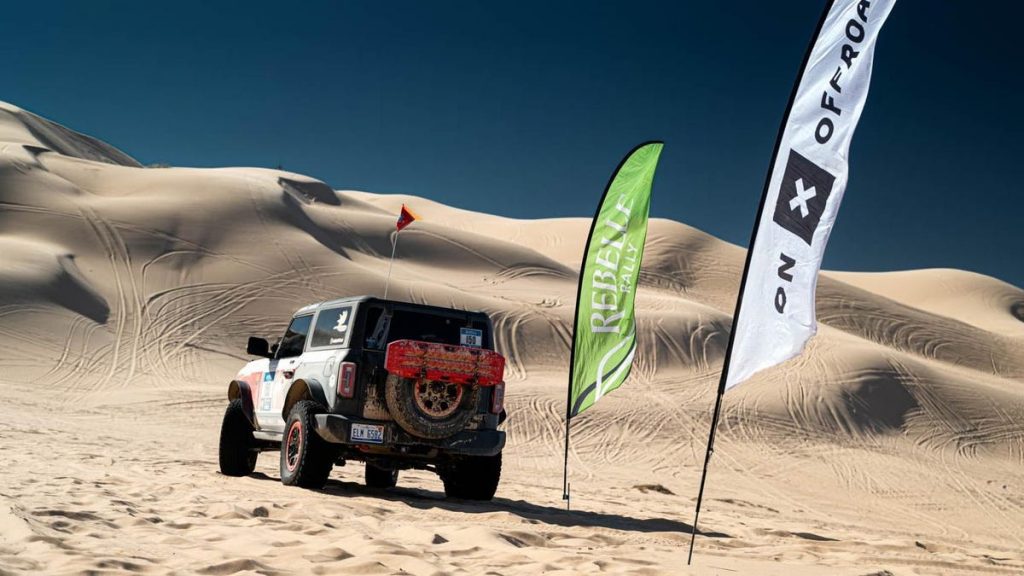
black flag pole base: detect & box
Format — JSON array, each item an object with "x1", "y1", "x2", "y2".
[{"x1": 563, "y1": 483, "x2": 571, "y2": 511}]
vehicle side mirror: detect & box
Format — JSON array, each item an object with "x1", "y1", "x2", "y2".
[{"x1": 246, "y1": 337, "x2": 271, "y2": 357}]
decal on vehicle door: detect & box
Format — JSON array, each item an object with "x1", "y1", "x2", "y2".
[{"x1": 260, "y1": 371, "x2": 274, "y2": 411}]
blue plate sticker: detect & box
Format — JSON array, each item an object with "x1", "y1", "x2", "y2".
[{"x1": 460, "y1": 327, "x2": 483, "y2": 348}]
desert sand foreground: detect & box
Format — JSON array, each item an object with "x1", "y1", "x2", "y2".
[{"x1": 0, "y1": 101, "x2": 1022, "y2": 575}]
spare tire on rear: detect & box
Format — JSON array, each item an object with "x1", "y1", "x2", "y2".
[{"x1": 384, "y1": 374, "x2": 480, "y2": 439}]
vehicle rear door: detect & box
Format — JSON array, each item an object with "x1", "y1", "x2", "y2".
[{"x1": 299, "y1": 304, "x2": 355, "y2": 406}]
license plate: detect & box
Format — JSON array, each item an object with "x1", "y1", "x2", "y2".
[{"x1": 350, "y1": 423, "x2": 385, "y2": 444}]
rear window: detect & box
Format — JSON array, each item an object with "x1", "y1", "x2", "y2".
[
  {"x1": 363, "y1": 306, "x2": 489, "y2": 349},
  {"x1": 310, "y1": 306, "x2": 353, "y2": 348}
]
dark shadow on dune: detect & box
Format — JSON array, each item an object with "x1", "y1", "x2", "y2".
[
  {"x1": 248, "y1": 472, "x2": 727, "y2": 538},
  {"x1": 278, "y1": 192, "x2": 353, "y2": 261},
  {"x1": 1012, "y1": 301, "x2": 1024, "y2": 324},
  {"x1": 279, "y1": 177, "x2": 341, "y2": 206},
  {"x1": 50, "y1": 255, "x2": 109, "y2": 324},
  {"x1": 790, "y1": 531, "x2": 837, "y2": 542},
  {"x1": 838, "y1": 368, "x2": 920, "y2": 435},
  {"x1": 22, "y1": 144, "x2": 51, "y2": 159}
]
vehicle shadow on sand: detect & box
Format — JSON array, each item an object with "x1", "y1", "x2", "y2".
[{"x1": 250, "y1": 472, "x2": 729, "y2": 538}]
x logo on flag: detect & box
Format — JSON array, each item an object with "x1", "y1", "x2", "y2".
[
  {"x1": 772, "y1": 150, "x2": 835, "y2": 246},
  {"x1": 789, "y1": 178, "x2": 816, "y2": 218}
]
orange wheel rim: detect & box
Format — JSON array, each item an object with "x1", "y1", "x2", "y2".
[{"x1": 413, "y1": 380, "x2": 463, "y2": 419}]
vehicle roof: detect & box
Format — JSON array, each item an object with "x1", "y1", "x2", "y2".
[{"x1": 292, "y1": 296, "x2": 490, "y2": 319}]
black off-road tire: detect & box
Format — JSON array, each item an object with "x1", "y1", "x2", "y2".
[
  {"x1": 280, "y1": 400, "x2": 334, "y2": 489},
  {"x1": 365, "y1": 464, "x2": 399, "y2": 489},
  {"x1": 219, "y1": 399, "x2": 258, "y2": 477},
  {"x1": 384, "y1": 374, "x2": 480, "y2": 439},
  {"x1": 440, "y1": 452, "x2": 502, "y2": 501}
]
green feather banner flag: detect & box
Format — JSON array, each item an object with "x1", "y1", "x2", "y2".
[{"x1": 567, "y1": 141, "x2": 663, "y2": 417}]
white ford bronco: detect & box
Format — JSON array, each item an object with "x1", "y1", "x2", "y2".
[{"x1": 218, "y1": 296, "x2": 507, "y2": 500}]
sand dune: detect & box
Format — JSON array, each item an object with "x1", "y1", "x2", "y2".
[
  {"x1": 1, "y1": 102, "x2": 1022, "y2": 575},
  {"x1": 831, "y1": 269, "x2": 1024, "y2": 339}
]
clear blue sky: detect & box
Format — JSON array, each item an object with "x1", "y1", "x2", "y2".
[{"x1": 2, "y1": 1, "x2": 1020, "y2": 287}]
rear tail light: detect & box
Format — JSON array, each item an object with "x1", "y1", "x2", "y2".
[
  {"x1": 490, "y1": 382, "x2": 505, "y2": 414},
  {"x1": 338, "y1": 362, "x2": 356, "y2": 398}
]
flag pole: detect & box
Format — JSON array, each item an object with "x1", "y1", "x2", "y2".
[
  {"x1": 685, "y1": 0, "x2": 835, "y2": 564},
  {"x1": 686, "y1": 375, "x2": 726, "y2": 563},
  {"x1": 562, "y1": 395, "x2": 572, "y2": 510},
  {"x1": 383, "y1": 231, "x2": 400, "y2": 300},
  {"x1": 562, "y1": 307, "x2": 575, "y2": 510}
]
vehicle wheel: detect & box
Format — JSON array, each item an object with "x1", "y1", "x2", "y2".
[
  {"x1": 280, "y1": 400, "x2": 334, "y2": 489},
  {"x1": 365, "y1": 463, "x2": 399, "y2": 489},
  {"x1": 219, "y1": 399, "x2": 258, "y2": 477},
  {"x1": 384, "y1": 374, "x2": 480, "y2": 439},
  {"x1": 441, "y1": 452, "x2": 501, "y2": 501}
]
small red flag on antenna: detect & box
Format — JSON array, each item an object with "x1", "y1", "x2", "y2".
[{"x1": 396, "y1": 204, "x2": 418, "y2": 231}]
